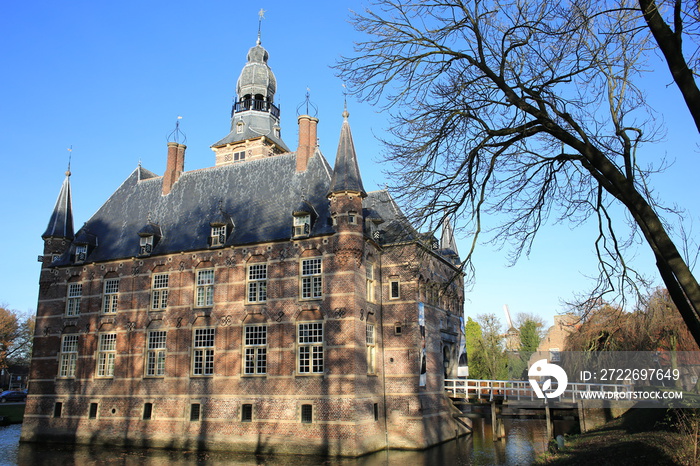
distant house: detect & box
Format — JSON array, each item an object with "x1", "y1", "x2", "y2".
[
  {"x1": 1, "y1": 365, "x2": 29, "y2": 390},
  {"x1": 22, "y1": 36, "x2": 467, "y2": 456},
  {"x1": 537, "y1": 314, "x2": 578, "y2": 362}
]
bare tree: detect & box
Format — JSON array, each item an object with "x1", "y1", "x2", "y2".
[
  {"x1": 338, "y1": 0, "x2": 700, "y2": 345},
  {"x1": 0, "y1": 306, "x2": 34, "y2": 369},
  {"x1": 639, "y1": 0, "x2": 700, "y2": 132}
]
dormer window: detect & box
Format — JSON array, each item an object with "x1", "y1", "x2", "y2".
[
  {"x1": 75, "y1": 244, "x2": 88, "y2": 263},
  {"x1": 293, "y1": 214, "x2": 310, "y2": 238},
  {"x1": 137, "y1": 222, "x2": 161, "y2": 256},
  {"x1": 210, "y1": 225, "x2": 227, "y2": 247},
  {"x1": 236, "y1": 120, "x2": 245, "y2": 134},
  {"x1": 140, "y1": 236, "x2": 154, "y2": 256}
]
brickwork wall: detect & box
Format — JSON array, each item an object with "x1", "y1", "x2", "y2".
[{"x1": 24, "y1": 212, "x2": 467, "y2": 455}]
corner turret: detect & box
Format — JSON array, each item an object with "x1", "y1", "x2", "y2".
[
  {"x1": 41, "y1": 169, "x2": 75, "y2": 261},
  {"x1": 328, "y1": 109, "x2": 366, "y2": 266}
]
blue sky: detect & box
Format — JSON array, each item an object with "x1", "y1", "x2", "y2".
[{"x1": 2, "y1": 1, "x2": 698, "y2": 330}]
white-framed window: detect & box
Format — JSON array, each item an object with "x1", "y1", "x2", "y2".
[
  {"x1": 96, "y1": 333, "x2": 116, "y2": 377},
  {"x1": 233, "y1": 150, "x2": 245, "y2": 162},
  {"x1": 192, "y1": 328, "x2": 215, "y2": 376},
  {"x1": 66, "y1": 283, "x2": 82, "y2": 317},
  {"x1": 140, "y1": 235, "x2": 154, "y2": 255},
  {"x1": 102, "y1": 278, "x2": 119, "y2": 314},
  {"x1": 59, "y1": 334, "x2": 79, "y2": 377},
  {"x1": 75, "y1": 244, "x2": 88, "y2": 262},
  {"x1": 366, "y1": 324, "x2": 376, "y2": 374},
  {"x1": 247, "y1": 264, "x2": 267, "y2": 303},
  {"x1": 145, "y1": 331, "x2": 166, "y2": 377},
  {"x1": 151, "y1": 273, "x2": 169, "y2": 310},
  {"x1": 195, "y1": 269, "x2": 214, "y2": 307},
  {"x1": 243, "y1": 325, "x2": 267, "y2": 375},
  {"x1": 297, "y1": 322, "x2": 324, "y2": 374},
  {"x1": 210, "y1": 225, "x2": 227, "y2": 247},
  {"x1": 348, "y1": 211, "x2": 357, "y2": 224},
  {"x1": 366, "y1": 264, "x2": 375, "y2": 303},
  {"x1": 390, "y1": 280, "x2": 400, "y2": 299},
  {"x1": 293, "y1": 214, "x2": 310, "y2": 237},
  {"x1": 301, "y1": 258, "x2": 322, "y2": 300}
]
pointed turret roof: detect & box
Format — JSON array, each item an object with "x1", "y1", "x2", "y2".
[
  {"x1": 42, "y1": 170, "x2": 74, "y2": 240},
  {"x1": 328, "y1": 109, "x2": 366, "y2": 197},
  {"x1": 440, "y1": 216, "x2": 459, "y2": 255}
]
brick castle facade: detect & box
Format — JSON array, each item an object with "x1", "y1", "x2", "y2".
[{"x1": 22, "y1": 37, "x2": 467, "y2": 457}]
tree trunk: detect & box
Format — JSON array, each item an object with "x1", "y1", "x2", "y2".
[{"x1": 639, "y1": 0, "x2": 700, "y2": 133}]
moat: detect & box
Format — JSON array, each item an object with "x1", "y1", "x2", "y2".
[{"x1": 1, "y1": 418, "x2": 548, "y2": 465}]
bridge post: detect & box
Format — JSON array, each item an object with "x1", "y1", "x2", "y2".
[{"x1": 545, "y1": 401, "x2": 552, "y2": 439}]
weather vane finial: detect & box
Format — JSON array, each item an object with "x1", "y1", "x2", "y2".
[
  {"x1": 66, "y1": 145, "x2": 73, "y2": 176},
  {"x1": 257, "y1": 9, "x2": 266, "y2": 45},
  {"x1": 342, "y1": 84, "x2": 349, "y2": 120}
]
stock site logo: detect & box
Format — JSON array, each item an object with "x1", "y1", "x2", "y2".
[{"x1": 528, "y1": 359, "x2": 568, "y2": 399}]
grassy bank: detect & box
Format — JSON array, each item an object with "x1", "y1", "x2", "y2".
[
  {"x1": 0, "y1": 404, "x2": 25, "y2": 424},
  {"x1": 535, "y1": 408, "x2": 695, "y2": 465}
]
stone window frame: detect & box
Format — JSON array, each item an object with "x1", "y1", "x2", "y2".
[
  {"x1": 300, "y1": 257, "x2": 322, "y2": 300},
  {"x1": 195, "y1": 269, "x2": 215, "y2": 308},
  {"x1": 88, "y1": 402, "x2": 98, "y2": 419},
  {"x1": 300, "y1": 403, "x2": 314, "y2": 424},
  {"x1": 390, "y1": 279, "x2": 400, "y2": 300},
  {"x1": 58, "y1": 334, "x2": 79, "y2": 378},
  {"x1": 366, "y1": 263, "x2": 376, "y2": 303},
  {"x1": 101, "y1": 278, "x2": 119, "y2": 314},
  {"x1": 143, "y1": 402, "x2": 153, "y2": 420},
  {"x1": 151, "y1": 273, "x2": 169, "y2": 310},
  {"x1": 243, "y1": 324, "x2": 267, "y2": 376},
  {"x1": 66, "y1": 282, "x2": 82, "y2": 317},
  {"x1": 190, "y1": 402, "x2": 201, "y2": 421},
  {"x1": 246, "y1": 263, "x2": 267, "y2": 303},
  {"x1": 96, "y1": 333, "x2": 116, "y2": 378},
  {"x1": 145, "y1": 330, "x2": 167, "y2": 377},
  {"x1": 297, "y1": 321, "x2": 324, "y2": 375},
  {"x1": 192, "y1": 328, "x2": 215, "y2": 376},
  {"x1": 366, "y1": 323, "x2": 376, "y2": 374},
  {"x1": 241, "y1": 403, "x2": 253, "y2": 422}
]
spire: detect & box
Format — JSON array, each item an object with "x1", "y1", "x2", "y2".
[
  {"x1": 328, "y1": 109, "x2": 367, "y2": 197},
  {"x1": 439, "y1": 216, "x2": 458, "y2": 255},
  {"x1": 43, "y1": 169, "x2": 75, "y2": 240}
]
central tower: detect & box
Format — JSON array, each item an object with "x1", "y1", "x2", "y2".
[{"x1": 211, "y1": 36, "x2": 289, "y2": 164}]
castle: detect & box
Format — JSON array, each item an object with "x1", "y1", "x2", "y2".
[{"x1": 22, "y1": 34, "x2": 467, "y2": 457}]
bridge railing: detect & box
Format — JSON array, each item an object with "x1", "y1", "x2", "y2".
[{"x1": 444, "y1": 378, "x2": 631, "y2": 403}]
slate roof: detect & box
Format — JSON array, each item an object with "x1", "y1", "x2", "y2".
[
  {"x1": 328, "y1": 112, "x2": 366, "y2": 197},
  {"x1": 363, "y1": 190, "x2": 418, "y2": 245},
  {"x1": 52, "y1": 152, "x2": 334, "y2": 265},
  {"x1": 43, "y1": 173, "x2": 74, "y2": 240}
]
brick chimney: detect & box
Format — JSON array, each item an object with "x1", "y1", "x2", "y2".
[
  {"x1": 162, "y1": 142, "x2": 186, "y2": 195},
  {"x1": 296, "y1": 115, "x2": 318, "y2": 172}
]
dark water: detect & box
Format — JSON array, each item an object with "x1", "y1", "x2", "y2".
[{"x1": 0, "y1": 418, "x2": 549, "y2": 465}]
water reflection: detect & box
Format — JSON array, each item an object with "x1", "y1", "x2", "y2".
[{"x1": 4, "y1": 418, "x2": 549, "y2": 466}]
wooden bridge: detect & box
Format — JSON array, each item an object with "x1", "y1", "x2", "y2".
[
  {"x1": 444, "y1": 378, "x2": 631, "y2": 405},
  {"x1": 444, "y1": 378, "x2": 633, "y2": 439}
]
